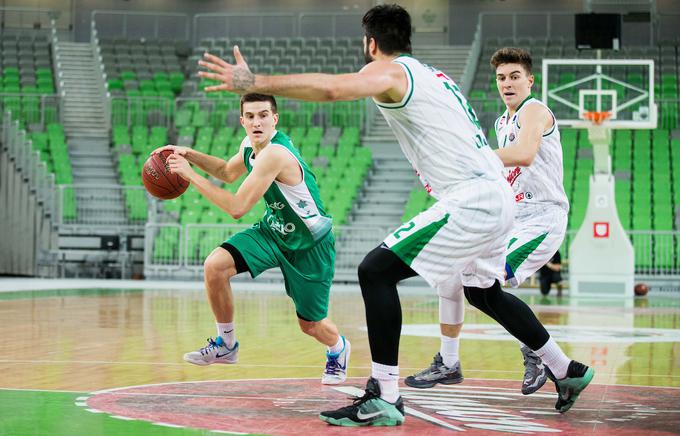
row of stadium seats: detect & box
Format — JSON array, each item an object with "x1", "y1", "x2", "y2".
[
  {"x1": 192, "y1": 37, "x2": 363, "y2": 76},
  {"x1": 0, "y1": 95, "x2": 59, "y2": 129},
  {"x1": 26, "y1": 123, "x2": 77, "y2": 220},
  {"x1": 0, "y1": 67, "x2": 55, "y2": 95},
  {"x1": 98, "y1": 38, "x2": 188, "y2": 81},
  {"x1": 109, "y1": 92, "x2": 364, "y2": 132},
  {"x1": 101, "y1": 36, "x2": 363, "y2": 100}
]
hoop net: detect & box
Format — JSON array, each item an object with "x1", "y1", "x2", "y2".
[{"x1": 582, "y1": 111, "x2": 612, "y2": 125}]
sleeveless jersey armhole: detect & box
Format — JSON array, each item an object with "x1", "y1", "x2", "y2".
[
  {"x1": 269, "y1": 143, "x2": 305, "y2": 187},
  {"x1": 374, "y1": 60, "x2": 414, "y2": 109}
]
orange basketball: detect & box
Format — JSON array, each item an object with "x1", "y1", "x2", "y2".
[
  {"x1": 634, "y1": 282, "x2": 649, "y2": 297},
  {"x1": 141, "y1": 150, "x2": 189, "y2": 200}
]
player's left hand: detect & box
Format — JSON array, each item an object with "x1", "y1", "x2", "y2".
[
  {"x1": 167, "y1": 153, "x2": 195, "y2": 181},
  {"x1": 198, "y1": 46, "x2": 254, "y2": 94}
]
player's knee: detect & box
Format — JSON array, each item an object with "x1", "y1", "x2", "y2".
[
  {"x1": 298, "y1": 319, "x2": 318, "y2": 337},
  {"x1": 463, "y1": 286, "x2": 484, "y2": 308},
  {"x1": 357, "y1": 246, "x2": 387, "y2": 284},
  {"x1": 357, "y1": 255, "x2": 378, "y2": 284},
  {"x1": 204, "y1": 251, "x2": 236, "y2": 280}
]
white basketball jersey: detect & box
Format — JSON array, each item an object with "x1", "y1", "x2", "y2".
[
  {"x1": 374, "y1": 56, "x2": 504, "y2": 199},
  {"x1": 496, "y1": 97, "x2": 569, "y2": 214}
]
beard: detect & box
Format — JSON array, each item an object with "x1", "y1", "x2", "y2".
[{"x1": 363, "y1": 44, "x2": 374, "y2": 65}]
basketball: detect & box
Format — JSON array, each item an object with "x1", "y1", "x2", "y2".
[
  {"x1": 634, "y1": 283, "x2": 649, "y2": 297},
  {"x1": 142, "y1": 150, "x2": 189, "y2": 200}
]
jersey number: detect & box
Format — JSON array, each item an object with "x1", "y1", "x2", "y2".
[
  {"x1": 393, "y1": 221, "x2": 415, "y2": 239},
  {"x1": 443, "y1": 82, "x2": 489, "y2": 149}
]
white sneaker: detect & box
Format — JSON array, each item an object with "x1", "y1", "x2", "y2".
[
  {"x1": 183, "y1": 336, "x2": 239, "y2": 366},
  {"x1": 322, "y1": 336, "x2": 350, "y2": 385}
]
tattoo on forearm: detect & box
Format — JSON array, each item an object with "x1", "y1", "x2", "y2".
[{"x1": 233, "y1": 69, "x2": 255, "y2": 91}]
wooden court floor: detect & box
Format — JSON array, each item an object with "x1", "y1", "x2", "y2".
[{"x1": 1, "y1": 283, "x2": 679, "y2": 435}]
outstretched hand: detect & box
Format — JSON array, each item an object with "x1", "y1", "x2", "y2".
[{"x1": 198, "y1": 46, "x2": 255, "y2": 94}]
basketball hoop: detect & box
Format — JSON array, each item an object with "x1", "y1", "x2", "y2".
[{"x1": 582, "y1": 111, "x2": 612, "y2": 125}]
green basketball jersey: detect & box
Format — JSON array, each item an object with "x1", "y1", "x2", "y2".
[{"x1": 242, "y1": 130, "x2": 332, "y2": 251}]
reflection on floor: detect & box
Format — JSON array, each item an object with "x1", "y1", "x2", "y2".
[{"x1": 0, "y1": 285, "x2": 678, "y2": 434}]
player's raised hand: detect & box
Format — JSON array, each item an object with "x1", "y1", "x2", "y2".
[{"x1": 198, "y1": 46, "x2": 255, "y2": 94}]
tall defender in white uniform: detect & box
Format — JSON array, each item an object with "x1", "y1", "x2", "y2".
[
  {"x1": 406, "y1": 47, "x2": 573, "y2": 396},
  {"x1": 197, "y1": 6, "x2": 594, "y2": 427}
]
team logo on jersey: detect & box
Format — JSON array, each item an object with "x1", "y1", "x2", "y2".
[
  {"x1": 268, "y1": 201, "x2": 286, "y2": 210},
  {"x1": 509, "y1": 132, "x2": 516, "y2": 142},
  {"x1": 525, "y1": 191, "x2": 534, "y2": 199}
]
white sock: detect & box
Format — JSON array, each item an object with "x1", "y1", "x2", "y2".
[
  {"x1": 328, "y1": 335, "x2": 344, "y2": 354},
  {"x1": 440, "y1": 336, "x2": 460, "y2": 368},
  {"x1": 534, "y1": 337, "x2": 570, "y2": 379},
  {"x1": 216, "y1": 322, "x2": 235, "y2": 348},
  {"x1": 371, "y1": 362, "x2": 400, "y2": 403}
]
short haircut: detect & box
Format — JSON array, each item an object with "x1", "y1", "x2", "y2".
[
  {"x1": 362, "y1": 4, "x2": 412, "y2": 55},
  {"x1": 240, "y1": 93, "x2": 277, "y2": 115},
  {"x1": 490, "y1": 47, "x2": 533, "y2": 74}
]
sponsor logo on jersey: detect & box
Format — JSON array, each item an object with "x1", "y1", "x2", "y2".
[
  {"x1": 267, "y1": 214, "x2": 296, "y2": 235},
  {"x1": 506, "y1": 166, "x2": 521, "y2": 186},
  {"x1": 268, "y1": 201, "x2": 286, "y2": 210},
  {"x1": 514, "y1": 191, "x2": 533, "y2": 202}
]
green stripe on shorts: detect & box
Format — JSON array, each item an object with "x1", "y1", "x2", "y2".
[
  {"x1": 391, "y1": 213, "x2": 450, "y2": 266},
  {"x1": 506, "y1": 232, "x2": 548, "y2": 273}
]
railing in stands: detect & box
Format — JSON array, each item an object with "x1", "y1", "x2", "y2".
[
  {"x1": 460, "y1": 16, "x2": 483, "y2": 95},
  {"x1": 91, "y1": 10, "x2": 190, "y2": 41},
  {"x1": 1, "y1": 111, "x2": 57, "y2": 276},
  {"x1": 192, "y1": 12, "x2": 363, "y2": 44},
  {"x1": 562, "y1": 230, "x2": 680, "y2": 276},
  {"x1": 90, "y1": 23, "x2": 112, "y2": 132},
  {"x1": 0, "y1": 94, "x2": 61, "y2": 131},
  {"x1": 143, "y1": 222, "x2": 386, "y2": 280}
]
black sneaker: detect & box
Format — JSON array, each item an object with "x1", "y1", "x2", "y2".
[
  {"x1": 548, "y1": 361, "x2": 595, "y2": 413},
  {"x1": 319, "y1": 377, "x2": 405, "y2": 426},
  {"x1": 404, "y1": 353, "x2": 464, "y2": 389},
  {"x1": 520, "y1": 345, "x2": 548, "y2": 395}
]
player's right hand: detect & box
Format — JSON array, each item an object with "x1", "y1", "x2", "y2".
[{"x1": 151, "y1": 145, "x2": 190, "y2": 156}]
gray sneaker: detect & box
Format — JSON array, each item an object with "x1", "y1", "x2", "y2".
[
  {"x1": 404, "y1": 353, "x2": 464, "y2": 389},
  {"x1": 520, "y1": 345, "x2": 547, "y2": 395}
]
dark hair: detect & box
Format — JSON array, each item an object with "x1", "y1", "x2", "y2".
[
  {"x1": 362, "y1": 4, "x2": 412, "y2": 55},
  {"x1": 490, "y1": 47, "x2": 533, "y2": 74},
  {"x1": 240, "y1": 93, "x2": 278, "y2": 115}
]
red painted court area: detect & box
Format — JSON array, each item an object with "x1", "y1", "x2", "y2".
[{"x1": 84, "y1": 378, "x2": 679, "y2": 435}]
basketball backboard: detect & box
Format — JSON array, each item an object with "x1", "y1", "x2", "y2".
[{"x1": 541, "y1": 58, "x2": 657, "y2": 129}]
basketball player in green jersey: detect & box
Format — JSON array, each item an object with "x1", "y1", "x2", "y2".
[
  {"x1": 155, "y1": 93, "x2": 350, "y2": 385},
  {"x1": 198, "y1": 5, "x2": 593, "y2": 425}
]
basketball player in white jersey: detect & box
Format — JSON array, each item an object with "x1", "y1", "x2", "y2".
[
  {"x1": 197, "y1": 4, "x2": 594, "y2": 427},
  {"x1": 405, "y1": 47, "x2": 570, "y2": 397}
]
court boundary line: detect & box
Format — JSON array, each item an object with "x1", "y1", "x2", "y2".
[{"x1": 86, "y1": 376, "x2": 680, "y2": 396}]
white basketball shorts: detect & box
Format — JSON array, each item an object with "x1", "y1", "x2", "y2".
[
  {"x1": 383, "y1": 178, "x2": 515, "y2": 296},
  {"x1": 504, "y1": 205, "x2": 568, "y2": 287}
]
